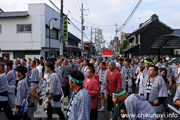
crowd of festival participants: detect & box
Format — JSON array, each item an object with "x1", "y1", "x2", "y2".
[{"x1": 1, "y1": 54, "x2": 180, "y2": 120}]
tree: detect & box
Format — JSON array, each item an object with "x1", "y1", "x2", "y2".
[
  {"x1": 119, "y1": 40, "x2": 128, "y2": 54},
  {"x1": 95, "y1": 28, "x2": 105, "y2": 47}
]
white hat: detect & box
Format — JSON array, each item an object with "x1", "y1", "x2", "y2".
[{"x1": 116, "y1": 62, "x2": 120, "y2": 68}]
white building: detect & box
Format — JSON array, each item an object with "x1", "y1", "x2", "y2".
[{"x1": 0, "y1": 3, "x2": 62, "y2": 60}]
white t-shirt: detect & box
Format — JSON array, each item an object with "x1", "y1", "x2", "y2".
[
  {"x1": 166, "y1": 57, "x2": 170, "y2": 61},
  {"x1": 37, "y1": 65, "x2": 42, "y2": 78},
  {"x1": 178, "y1": 67, "x2": 180, "y2": 74}
]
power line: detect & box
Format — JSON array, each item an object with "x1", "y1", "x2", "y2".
[
  {"x1": 68, "y1": 10, "x2": 92, "y2": 40},
  {"x1": 71, "y1": 17, "x2": 81, "y2": 24},
  {"x1": 84, "y1": 20, "x2": 116, "y2": 27},
  {"x1": 84, "y1": 0, "x2": 93, "y2": 23},
  {"x1": 76, "y1": 0, "x2": 81, "y2": 10},
  {"x1": 68, "y1": 17, "x2": 90, "y2": 41},
  {"x1": 68, "y1": 17, "x2": 82, "y2": 32},
  {"x1": 117, "y1": 0, "x2": 142, "y2": 32},
  {"x1": 71, "y1": 16, "x2": 115, "y2": 27},
  {"x1": 69, "y1": 0, "x2": 81, "y2": 18}
]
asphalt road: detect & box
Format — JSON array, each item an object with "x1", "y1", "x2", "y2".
[{"x1": 1, "y1": 84, "x2": 180, "y2": 120}]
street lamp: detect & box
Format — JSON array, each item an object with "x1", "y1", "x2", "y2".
[{"x1": 49, "y1": 17, "x2": 58, "y2": 57}]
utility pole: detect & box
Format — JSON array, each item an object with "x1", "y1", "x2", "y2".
[
  {"x1": 94, "y1": 28, "x2": 97, "y2": 57},
  {"x1": 115, "y1": 23, "x2": 118, "y2": 55},
  {"x1": 122, "y1": 32, "x2": 124, "y2": 56},
  {"x1": 81, "y1": 3, "x2": 84, "y2": 57},
  {"x1": 90, "y1": 26, "x2": 93, "y2": 56},
  {"x1": 60, "y1": 0, "x2": 63, "y2": 57},
  {"x1": 48, "y1": 0, "x2": 63, "y2": 57}
]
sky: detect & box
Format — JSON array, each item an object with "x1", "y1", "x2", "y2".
[{"x1": 1, "y1": 0, "x2": 180, "y2": 47}]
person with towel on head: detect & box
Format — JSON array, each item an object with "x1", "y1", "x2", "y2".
[
  {"x1": 67, "y1": 70, "x2": 91, "y2": 120},
  {"x1": 83, "y1": 67, "x2": 99, "y2": 120},
  {"x1": 112, "y1": 88, "x2": 156, "y2": 120},
  {"x1": 105, "y1": 61, "x2": 122, "y2": 120}
]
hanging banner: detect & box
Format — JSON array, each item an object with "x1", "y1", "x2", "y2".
[
  {"x1": 60, "y1": 43, "x2": 63, "y2": 56},
  {"x1": 63, "y1": 16, "x2": 68, "y2": 41},
  {"x1": 80, "y1": 45, "x2": 84, "y2": 51},
  {"x1": 96, "y1": 45, "x2": 101, "y2": 53}
]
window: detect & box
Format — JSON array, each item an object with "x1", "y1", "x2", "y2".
[
  {"x1": 13, "y1": 51, "x2": 40, "y2": 59},
  {"x1": 46, "y1": 26, "x2": 59, "y2": 40},
  {"x1": 68, "y1": 41, "x2": 72, "y2": 46},
  {"x1": 17, "y1": 24, "x2": 32, "y2": 33},
  {"x1": 14, "y1": 51, "x2": 25, "y2": 59},
  {"x1": 0, "y1": 25, "x2": 2, "y2": 34},
  {"x1": 45, "y1": 51, "x2": 48, "y2": 58}
]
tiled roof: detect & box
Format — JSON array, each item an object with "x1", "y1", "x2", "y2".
[{"x1": 0, "y1": 11, "x2": 28, "y2": 18}]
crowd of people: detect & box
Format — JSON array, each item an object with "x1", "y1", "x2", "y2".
[{"x1": 0, "y1": 54, "x2": 180, "y2": 120}]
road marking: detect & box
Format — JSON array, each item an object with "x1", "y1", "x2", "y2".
[{"x1": 168, "y1": 104, "x2": 180, "y2": 114}]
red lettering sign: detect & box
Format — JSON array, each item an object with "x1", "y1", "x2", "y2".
[{"x1": 103, "y1": 49, "x2": 112, "y2": 56}]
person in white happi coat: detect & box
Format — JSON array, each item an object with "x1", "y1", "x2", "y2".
[
  {"x1": 36, "y1": 59, "x2": 43, "y2": 95},
  {"x1": 142, "y1": 59, "x2": 153, "y2": 78},
  {"x1": 45, "y1": 62, "x2": 65, "y2": 120},
  {"x1": 135, "y1": 61, "x2": 144, "y2": 75},
  {"x1": 119, "y1": 58, "x2": 124, "y2": 72},
  {"x1": 173, "y1": 85, "x2": 180, "y2": 113},
  {"x1": 112, "y1": 88, "x2": 156, "y2": 120},
  {"x1": 20, "y1": 59, "x2": 30, "y2": 85},
  {"x1": 0, "y1": 64, "x2": 13, "y2": 120},
  {"x1": 121, "y1": 59, "x2": 133, "y2": 93},
  {"x1": 82, "y1": 59, "x2": 89, "y2": 78},
  {"x1": 177, "y1": 62, "x2": 180, "y2": 89},
  {"x1": 67, "y1": 70, "x2": 90, "y2": 120},
  {"x1": 98, "y1": 62, "x2": 109, "y2": 112},
  {"x1": 5, "y1": 61, "x2": 16, "y2": 109},
  {"x1": 174, "y1": 63, "x2": 180, "y2": 88},
  {"x1": 156, "y1": 58, "x2": 164, "y2": 69},
  {"x1": 41, "y1": 59, "x2": 51, "y2": 97},
  {"x1": 140, "y1": 65, "x2": 168, "y2": 114},
  {"x1": 131, "y1": 60, "x2": 138, "y2": 89},
  {"x1": 162, "y1": 60, "x2": 173, "y2": 95},
  {"x1": 28, "y1": 60, "x2": 42, "y2": 107},
  {"x1": 135, "y1": 67, "x2": 144, "y2": 94},
  {"x1": 14, "y1": 66, "x2": 29, "y2": 120}
]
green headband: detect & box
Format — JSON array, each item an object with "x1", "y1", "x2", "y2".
[
  {"x1": 112, "y1": 90, "x2": 126, "y2": 97},
  {"x1": 68, "y1": 75, "x2": 84, "y2": 84},
  {"x1": 144, "y1": 60, "x2": 153, "y2": 65}
]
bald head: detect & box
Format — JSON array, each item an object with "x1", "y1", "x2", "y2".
[{"x1": 57, "y1": 59, "x2": 63, "y2": 66}]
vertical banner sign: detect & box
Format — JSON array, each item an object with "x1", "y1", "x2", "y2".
[
  {"x1": 60, "y1": 43, "x2": 63, "y2": 56},
  {"x1": 63, "y1": 16, "x2": 68, "y2": 41},
  {"x1": 50, "y1": 22, "x2": 53, "y2": 29},
  {"x1": 80, "y1": 45, "x2": 84, "y2": 51},
  {"x1": 96, "y1": 45, "x2": 100, "y2": 53}
]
